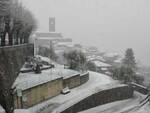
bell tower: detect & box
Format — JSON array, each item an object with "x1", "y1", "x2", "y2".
[{"x1": 49, "y1": 17, "x2": 55, "y2": 32}]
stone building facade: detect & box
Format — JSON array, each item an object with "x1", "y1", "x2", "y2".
[
  {"x1": 13, "y1": 69, "x2": 89, "y2": 109},
  {"x1": 63, "y1": 74, "x2": 81, "y2": 89},
  {"x1": 14, "y1": 78, "x2": 63, "y2": 109}
]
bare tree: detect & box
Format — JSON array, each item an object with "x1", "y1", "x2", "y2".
[
  {"x1": 64, "y1": 50, "x2": 87, "y2": 71},
  {"x1": 0, "y1": 0, "x2": 37, "y2": 46}
]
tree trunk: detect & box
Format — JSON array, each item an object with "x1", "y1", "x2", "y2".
[
  {"x1": 1, "y1": 31, "x2": 6, "y2": 46},
  {"x1": 15, "y1": 31, "x2": 19, "y2": 45},
  {"x1": 8, "y1": 31, "x2": 13, "y2": 46}
]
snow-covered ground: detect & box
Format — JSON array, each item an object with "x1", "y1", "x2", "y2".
[
  {"x1": 36, "y1": 55, "x2": 64, "y2": 69},
  {"x1": 79, "y1": 92, "x2": 150, "y2": 113},
  {"x1": 133, "y1": 104, "x2": 150, "y2": 113},
  {"x1": 93, "y1": 60, "x2": 111, "y2": 67},
  {"x1": 14, "y1": 71, "x2": 118, "y2": 113},
  {"x1": 103, "y1": 53, "x2": 119, "y2": 58},
  {"x1": 0, "y1": 105, "x2": 5, "y2": 113},
  {"x1": 12, "y1": 55, "x2": 82, "y2": 91}
]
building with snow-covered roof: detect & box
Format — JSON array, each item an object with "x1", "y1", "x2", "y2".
[
  {"x1": 87, "y1": 55, "x2": 106, "y2": 62},
  {"x1": 103, "y1": 52, "x2": 121, "y2": 64},
  {"x1": 13, "y1": 69, "x2": 63, "y2": 109},
  {"x1": 93, "y1": 61, "x2": 111, "y2": 68},
  {"x1": 36, "y1": 32, "x2": 63, "y2": 38},
  {"x1": 92, "y1": 60, "x2": 112, "y2": 74},
  {"x1": 54, "y1": 42, "x2": 74, "y2": 52},
  {"x1": 32, "y1": 18, "x2": 73, "y2": 55},
  {"x1": 12, "y1": 66, "x2": 89, "y2": 109}
]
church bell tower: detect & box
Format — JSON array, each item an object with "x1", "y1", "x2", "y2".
[{"x1": 49, "y1": 17, "x2": 55, "y2": 32}]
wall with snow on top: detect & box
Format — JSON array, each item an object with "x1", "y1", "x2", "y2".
[{"x1": 60, "y1": 85, "x2": 133, "y2": 113}]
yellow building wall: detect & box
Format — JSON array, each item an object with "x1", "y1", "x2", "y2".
[
  {"x1": 14, "y1": 78, "x2": 63, "y2": 109},
  {"x1": 63, "y1": 75, "x2": 80, "y2": 89},
  {"x1": 14, "y1": 73, "x2": 89, "y2": 109}
]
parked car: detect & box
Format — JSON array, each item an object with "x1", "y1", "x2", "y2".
[{"x1": 61, "y1": 87, "x2": 70, "y2": 94}]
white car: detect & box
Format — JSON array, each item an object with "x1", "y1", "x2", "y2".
[{"x1": 61, "y1": 87, "x2": 70, "y2": 94}]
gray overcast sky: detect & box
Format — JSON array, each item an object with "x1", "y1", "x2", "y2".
[{"x1": 21, "y1": 0, "x2": 150, "y2": 66}]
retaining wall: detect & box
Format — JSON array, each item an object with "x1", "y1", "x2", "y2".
[
  {"x1": 0, "y1": 44, "x2": 34, "y2": 113},
  {"x1": 0, "y1": 44, "x2": 34, "y2": 87},
  {"x1": 61, "y1": 85, "x2": 133, "y2": 113},
  {"x1": 80, "y1": 72, "x2": 89, "y2": 85},
  {"x1": 63, "y1": 74, "x2": 81, "y2": 89}
]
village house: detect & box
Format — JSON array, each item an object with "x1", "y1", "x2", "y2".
[
  {"x1": 12, "y1": 60, "x2": 89, "y2": 109},
  {"x1": 92, "y1": 60, "x2": 112, "y2": 75}
]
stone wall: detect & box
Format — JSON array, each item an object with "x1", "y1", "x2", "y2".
[
  {"x1": 130, "y1": 83, "x2": 149, "y2": 95},
  {"x1": 0, "y1": 44, "x2": 34, "y2": 113},
  {"x1": 63, "y1": 74, "x2": 81, "y2": 89},
  {"x1": 80, "y1": 73, "x2": 89, "y2": 85},
  {"x1": 61, "y1": 85, "x2": 133, "y2": 113},
  {"x1": 0, "y1": 44, "x2": 34, "y2": 87}
]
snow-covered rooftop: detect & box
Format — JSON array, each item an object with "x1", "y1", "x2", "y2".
[
  {"x1": 87, "y1": 55, "x2": 106, "y2": 62},
  {"x1": 35, "y1": 32, "x2": 63, "y2": 38},
  {"x1": 93, "y1": 61, "x2": 111, "y2": 67},
  {"x1": 53, "y1": 68, "x2": 80, "y2": 79},
  {"x1": 12, "y1": 69, "x2": 62, "y2": 91},
  {"x1": 104, "y1": 52, "x2": 119, "y2": 58},
  {"x1": 55, "y1": 42, "x2": 74, "y2": 48},
  {"x1": 20, "y1": 64, "x2": 50, "y2": 72},
  {"x1": 12, "y1": 68, "x2": 80, "y2": 91},
  {"x1": 36, "y1": 55, "x2": 64, "y2": 69},
  {"x1": 101, "y1": 68, "x2": 108, "y2": 71},
  {"x1": 114, "y1": 57, "x2": 123, "y2": 63}
]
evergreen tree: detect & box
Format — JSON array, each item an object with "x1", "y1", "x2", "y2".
[
  {"x1": 111, "y1": 48, "x2": 139, "y2": 83},
  {"x1": 121, "y1": 48, "x2": 137, "y2": 83},
  {"x1": 0, "y1": 0, "x2": 37, "y2": 46},
  {"x1": 123, "y1": 48, "x2": 136, "y2": 69}
]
